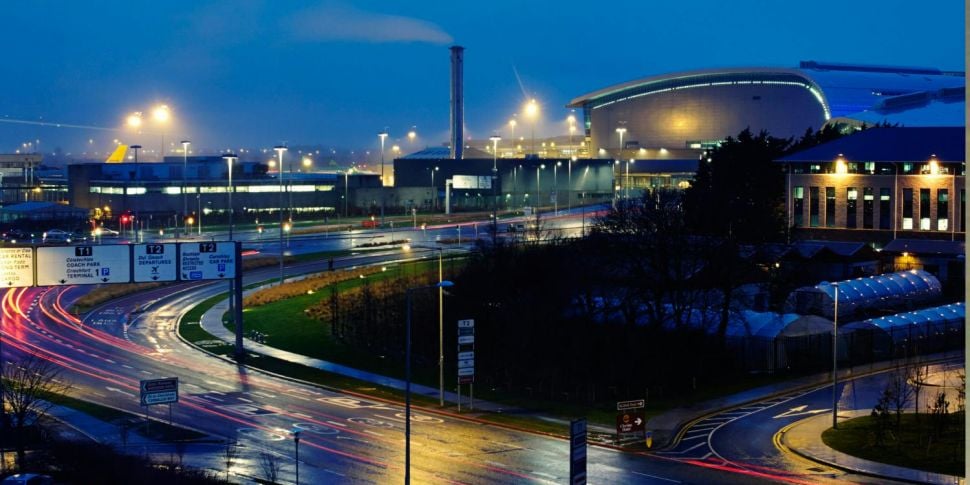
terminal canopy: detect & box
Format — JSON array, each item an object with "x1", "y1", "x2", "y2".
[
  {"x1": 786, "y1": 269, "x2": 942, "y2": 319},
  {"x1": 844, "y1": 302, "x2": 965, "y2": 344}
]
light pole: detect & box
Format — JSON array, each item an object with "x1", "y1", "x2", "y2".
[
  {"x1": 344, "y1": 169, "x2": 350, "y2": 218},
  {"x1": 536, "y1": 164, "x2": 545, "y2": 210},
  {"x1": 292, "y1": 429, "x2": 301, "y2": 485},
  {"x1": 405, "y1": 280, "x2": 455, "y2": 485},
  {"x1": 223, "y1": 153, "x2": 237, "y2": 240},
  {"x1": 554, "y1": 161, "x2": 561, "y2": 214},
  {"x1": 524, "y1": 100, "x2": 538, "y2": 156},
  {"x1": 832, "y1": 282, "x2": 839, "y2": 430},
  {"x1": 378, "y1": 131, "x2": 388, "y2": 226},
  {"x1": 430, "y1": 166, "x2": 439, "y2": 211},
  {"x1": 408, "y1": 128, "x2": 417, "y2": 148},
  {"x1": 274, "y1": 145, "x2": 287, "y2": 286},
  {"x1": 568, "y1": 156, "x2": 576, "y2": 213},
  {"x1": 490, "y1": 135, "x2": 501, "y2": 209},
  {"x1": 181, "y1": 140, "x2": 190, "y2": 237},
  {"x1": 615, "y1": 126, "x2": 627, "y2": 163},
  {"x1": 626, "y1": 158, "x2": 634, "y2": 200}
]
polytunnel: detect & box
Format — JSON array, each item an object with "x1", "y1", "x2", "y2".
[{"x1": 784, "y1": 269, "x2": 942, "y2": 319}]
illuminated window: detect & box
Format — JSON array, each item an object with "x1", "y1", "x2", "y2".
[
  {"x1": 290, "y1": 185, "x2": 315, "y2": 192},
  {"x1": 825, "y1": 187, "x2": 836, "y2": 227},
  {"x1": 879, "y1": 188, "x2": 891, "y2": 230},
  {"x1": 919, "y1": 188, "x2": 931, "y2": 230},
  {"x1": 809, "y1": 187, "x2": 820, "y2": 227},
  {"x1": 846, "y1": 187, "x2": 857, "y2": 229},
  {"x1": 902, "y1": 188, "x2": 914, "y2": 229},
  {"x1": 315, "y1": 185, "x2": 335, "y2": 192},
  {"x1": 162, "y1": 187, "x2": 182, "y2": 195},
  {"x1": 126, "y1": 187, "x2": 146, "y2": 195},
  {"x1": 792, "y1": 186, "x2": 804, "y2": 227},
  {"x1": 247, "y1": 185, "x2": 281, "y2": 193},
  {"x1": 862, "y1": 187, "x2": 874, "y2": 229},
  {"x1": 89, "y1": 187, "x2": 101, "y2": 194},
  {"x1": 864, "y1": 162, "x2": 875, "y2": 174},
  {"x1": 201, "y1": 186, "x2": 227, "y2": 193},
  {"x1": 937, "y1": 189, "x2": 949, "y2": 231}
]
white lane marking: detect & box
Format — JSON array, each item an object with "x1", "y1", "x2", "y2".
[
  {"x1": 204, "y1": 381, "x2": 235, "y2": 390},
  {"x1": 237, "y1": 397, "x2": 253, "y2": 403},
  {"x1": 283, "y1": 393, "x2": 311, "y2": 401},
  {"x1": 122, "y1": 364, "x2": 133, "y2": 369},
  {"x1": 323, "y1": 469, "x2": 346, "y2": 477},
  {"x1": 680, "y1": 434, "x2": 706, "y2": 441},
  {"x1": 485, "y1": 460, "x2": 509, "y2": 468},
  {"x1": 658, "y1": 442, "x2": 706, "y2": 455},
  {"x1": 326, "y1": 421, "x2": 348, "y2": 428},
  {"x1": 140, "y1": 370, "x2": 153, "y2": 375},
  {"x1": 632, "y1": 471, "x2": 681, "y2": 483},
  {"x1": 252, "y1": 391, "x2": 277, "y2": 399},
  {"x1": 363, "y1": 430, "x2": 385, "y2": 437},
  {"x1": 291, "y1": 412, "x2": 313, "y2": 420},
  {"x1": 531, "y1": 471, "x2": 557, "y2": 480},
  {"x1": 104, "y1": 359, "x2": 116, "y2": 364},
  {"x1": 105, "y1": 386, "x2": 136, "y2": 398},
  {"x1": 202, "y1": 395, "x2": 225, "y2": 403}
]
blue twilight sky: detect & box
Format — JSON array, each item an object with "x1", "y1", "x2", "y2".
[{"x1": 0, "y1": 0, "x2": 964, "y2": 159}]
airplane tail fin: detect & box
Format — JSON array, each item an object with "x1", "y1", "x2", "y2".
[{"x1": 106, "y1": 145, "x2": 127, "y2": 163}]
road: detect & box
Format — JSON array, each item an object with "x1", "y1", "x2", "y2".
[
  {"x1": 657, "y1": 359, "x2": 964, "y2": 484},
  {"x1": 0, "y1": 208, "x2": 828, "y2": 483}
]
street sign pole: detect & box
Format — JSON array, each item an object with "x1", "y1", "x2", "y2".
[{"x1": 233, "y1": 241, "x2": 244, "y2": 358}]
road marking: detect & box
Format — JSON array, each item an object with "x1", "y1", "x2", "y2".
[
  {"x1": 660, "y1": 442, "x2": 706, "y2": 455},
  {"x1": 680, "y1": 434, "x2": 706, "y2": 441},
  {"x1": 140, "y1": 370, "x2": 153, "y2": 375},
  {"x1": 237, "y1": 397, "x2": 253, "y2": 403},
  {"x1": 291, "y1": 412, "x2": 313, "y2": 420},
  {"x1": 531, "y1": 471, "x2": 557, "y2": 480},
  {"x1": 202, "y1": 395, "x2": 225, "y2": 402},
  {"x1": 105, "y1": 386, "x2": 136, "y2": 398},
  {"x1": 773, "y1": 405, "x2": 828, "y2": 419},
  {"x1": 363, "y1": 430, "x2": 385, "y2": 437},
  {"x1": 327, "y1": 420, "x2": 347, "y2": 427},
  {"x1": 323, "y1": 469, "x2": 346, "y2": 477},
  {"x1": 632, "y1": 471, "x2": 681, "y2": 483},
  {"x1": 252, "y1": 391, "x2": 276, "y2": 399},
  {"x1": 204, "y1": 380, "x2": 235, "y2": 390}
]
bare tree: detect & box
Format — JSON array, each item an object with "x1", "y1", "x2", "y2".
[
  {"x1": 258, "y1": 451, "x2": 282, "y2": 484},
  {"x1": 223, "y1": 438, "x2": 240, "y2": 483},
  {"x1": 885, "y1": 368, "x2": 914, "y2": 431},
  {"x1": 908, "y1": 363, "x2": 930, "y2": 420},
  {"x1": 1, "y1": 352, "x2": 71, "y2": 468}
]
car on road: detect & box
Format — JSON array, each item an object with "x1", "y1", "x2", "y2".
[{"x1": 42, "y1": 229, "x2": 74, "y2": 244}]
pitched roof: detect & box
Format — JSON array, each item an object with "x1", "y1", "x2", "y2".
[{"x1": 778, "y1": 127, "x2": 965, "y2": 163}]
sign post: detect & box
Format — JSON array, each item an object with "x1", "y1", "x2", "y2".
[
  {"x1": 133, "y1": 243, "x2": 177, "y2": 282},
  {"x1": 37, "y1": 245, "x2": 132, "y2": 286},
  {"x1": 0, "y1": 247, "x2": 34, "y2": 288},
  {"x1": 456, "y1": 319, "x2": 474, "y2": 412},
  {"x1": 615, "y1": 399, "x2": 646, "y2": 444},
  {"x1": 569, "y1": 418, "x2": 587, "y2": 484},
  {"x1": 140, "y1": 377, "x2": 179, "y2": 406}
]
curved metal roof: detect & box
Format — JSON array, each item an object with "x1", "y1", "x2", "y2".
[
  {"x1": 844, "y1": 302, "x2": 964, "y2": 342},
  {"x1": 567, "y1": 67, "x2": 830, "y2": 118},
  {"x1": 569, "y1": 63, "x2": 966, "y2": 125},
  {"x1": 813, "y1": 269, "x2": 942, "y2": 317}
]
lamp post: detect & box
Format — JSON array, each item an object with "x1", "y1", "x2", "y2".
[
  {"x1": 405, "y1": 280, "x2": 455, "y2": 485},
  {"x1": 344, "y1": 169, "x2": 350, "y2": 218},
  {"x1": 615, "y1": 126, "x2": 627, "y2": 163},
  {"x1": 408, "y1": 128, "x2": 416, "y2": 148},
  {"x1": 223, "y1": 153, "x2": 237, "y2": 240},
  {"x1": 274, "y1": 145, "x2": 287, "y2": 286},
  {"x1": 292, "y1": 429, "x2": 301, "y2": 485},
  {"x1": 508, "y1": 118, "x2": 517, "y2": 152},
  {"x1": 524, "y1": 99, "x2": 538, "y2": 156},
  {"x1": 378, "y1": 131, "x2": 388, "y2": 226},
  {"x1": 554, "y1": 161, "x2": 561, "y2": 214},
  {"x1": 490, "y1": 135, "x2": 501, "y2": 209},
  {"x1": 181, "y1": 140, "x2": 190, "y2": 237},
  {"x1": 430, "y1": 166, "x2": 439, "y2": 211},
  {"x1": 152, "y1": 104, "x2": 171, "y2": 162},
  {"x1": 626, "y1": 158, "x2": 634, "y2": 200},
  {"x1": 832, "y1": 282, "x2": 839, "y2": 430},
  {"x1": 568, "y1": 156, "x2": 576, "y2": 213},
  {"x1": 536, "y1": 164, "x2": 545, "y2": 210}
]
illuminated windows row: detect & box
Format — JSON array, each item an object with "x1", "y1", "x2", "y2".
[{"x1": 91, "y1": 185, "x2": 335, "y2": 195}]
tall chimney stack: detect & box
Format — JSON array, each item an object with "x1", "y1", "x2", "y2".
[{"x1": 449, "y1": 45, "x2": 464, "y2": 160}]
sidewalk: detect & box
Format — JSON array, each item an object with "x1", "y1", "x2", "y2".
[{"x1": 781, "y1": 411, "x2": 965, "y2": 485}]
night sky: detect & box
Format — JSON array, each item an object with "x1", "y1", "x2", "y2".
[{"x1": 0, "y1": 0, "x2": 963, "y2": 159}]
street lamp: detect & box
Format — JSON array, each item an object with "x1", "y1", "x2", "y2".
[
  {"x1": 568, "y1": 156, "x2": 576, "y2": 213},
  {"x1": 274, "y1": 145, "x2": 288, "y2": 286},
  {"x1": 407, "y1": 128, "x2": 417, "y2": 147},
  {"x1": 430, "y1": 166, "x2": 439, "y2": 211},
  {"x1": 489, "y1": 135, "x2": 501, "y2": 209},
  {"x1": 378, "y1": 131, "x2": 388, "y2": 225},
  {"x1": 223, "y1": 153, "x2": 237, "y2": 240},
  {"x1": 292, "y1": 429, "x2": 302, "y2": 485},
  {"x1": 405, "y1": 280, "x2": 455, "y2": 485},
  {"x1": 508, "y1": 118, "x2": 517, "y2": 153},
  {"x1": 524, "y1": 99, "x2": 539, "y2": 156},
  {"x1": 536, "y1": 164, "x2": 545, "y2": 210},
  {"x1": 832, "y1": 282, "x2": 840, "y2": 430},
  {"x1": 153, "y1": 104, "x2": 171, "y2": 162},
  {"x1": 553, "y1": 161, "x2": 562, "y2": 214},
  {"x1": 179, "y1": 141, "x2": 190, "y2": 238},
  {"x1": 302, "y1": 156, "x2": 312, "y2": 172},
  {"x1": 615, "y1": 126, "x2": 627, "y2": 160},
  {"x1": 626, "y1": 158, "x2": 634, "y2": 200}
]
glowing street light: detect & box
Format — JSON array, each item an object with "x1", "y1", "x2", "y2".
[
  {"x1": 490, "y1": 135, "x2": 501, "y2": 209},
  {"x1": 274, "y1": 145, "x2": 288, "y2": 286},
  {"x1": 378, "y1": 131, "x2": 388, "y2": 225},
  {"x1": 153, "y1": 104, "x2": 172, "y2": 161},
  {"x1": 302, "y1": 157, "x2": 313, "y2": 171},
  {"x1": 615, "y1": 126, "x2": 627, "y2": 159},
  {"x1": 126, "y1": 112, "x2": 143, "y2": 129},
  {"x1": 407, "y1": 128, "x2": 417, "y2": 145},
  {"x1": 524, "y1": 99, "x2": 539, "y2": 155}
]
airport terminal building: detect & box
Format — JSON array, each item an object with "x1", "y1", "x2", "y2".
[{"x1": 567, "y1": 61, "x2": 964, "y2": 156}]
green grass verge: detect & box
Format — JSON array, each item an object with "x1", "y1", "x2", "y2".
[
  {"x1": 822, "y1": 412, "x2": 965, "y2": 477},
  {"x1": 51, "y1": 393, "x2": 208, "y2": 442}
]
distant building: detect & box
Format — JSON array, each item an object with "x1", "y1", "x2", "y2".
[
  {"x1": 777, "y1": 126, "x2": 965, "y2": 243},
  {"x1": 568, "y1": 62, "x2": 964, "y2": 156},
  {"x1": 0, "y1": 201, "x2": 87, "y2": 225},
  {"x1": 67, "y1": 157, "x2": 380, "y2": 226}
]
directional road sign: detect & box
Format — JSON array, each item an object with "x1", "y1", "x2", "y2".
[
  {"x1": 0, "y1": 247, "x2": 34, "y2": 288},
  {"x1": 37, "y1": 244, "x2": 131, "y2": 286},
  {"x1": 140, "y1": 377, "x2": 179, "y2": 406},
  {"x1": 616, "y1": 399, "x2": 645, "y2": 411},
  {"x1": 133, "y1": 243, "x2": 177, "y2": 282},
  {"x1": 179, "y1": 242, "x2": 236, "y2": 280}
]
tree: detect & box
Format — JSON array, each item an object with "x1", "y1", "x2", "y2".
[
  {"x1": 1, "y1": 352, "x2": 72, "y2": 468},
  {"x1": 258, "y1": 451, "x2": 282, "y2": 483},
  {"x1": 683, "y1": 128, "x2": 792, "y2": 243},
  {"x1": 222, "y1": 438, "x2": 240, "y2": 483}
]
